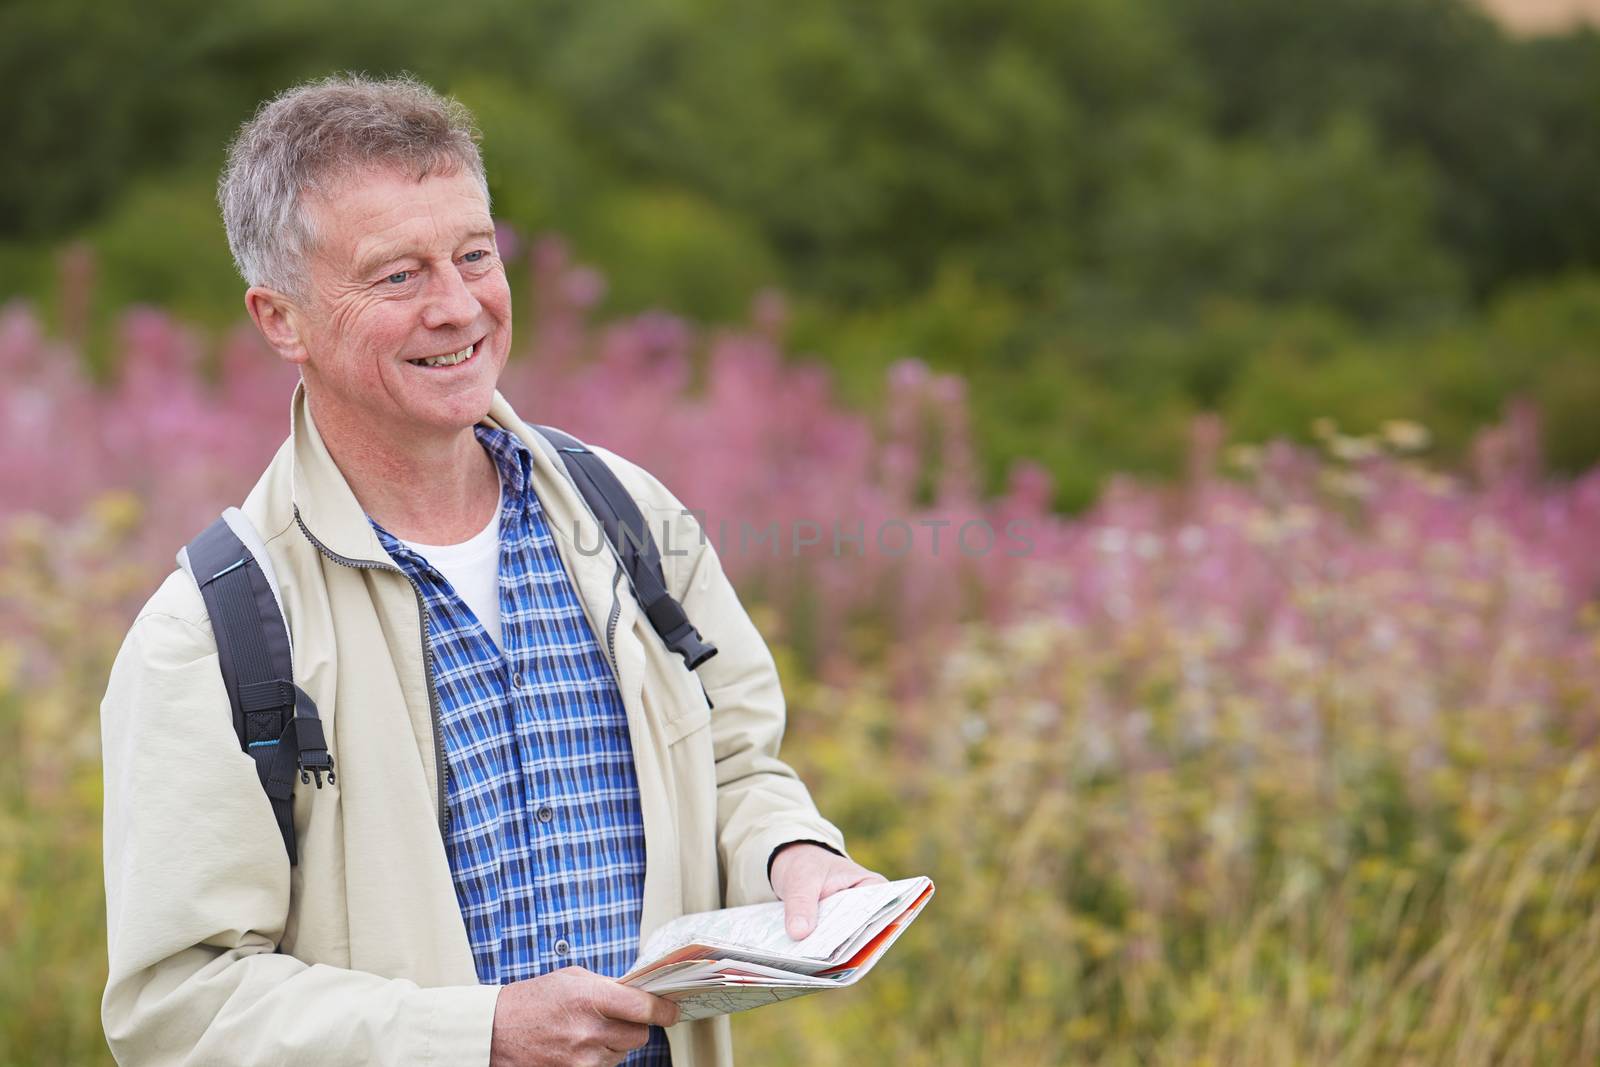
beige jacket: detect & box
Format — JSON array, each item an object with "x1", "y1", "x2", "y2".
[{"x1": 100, "y1": 384, "x2": 846, "y2": 1066}]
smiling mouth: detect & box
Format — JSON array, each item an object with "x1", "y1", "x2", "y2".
[{"x1": 408, "y1": 339, "x2": 480, "y2": 368}]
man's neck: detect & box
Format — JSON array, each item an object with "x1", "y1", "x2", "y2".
[{"x1": 307, "y1": 391, "x2": 501, "y2": 546}]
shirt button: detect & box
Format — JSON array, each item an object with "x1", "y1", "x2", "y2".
[
  {"x1": 511, "y1": 671, "x2": 524, "y2": 689},
  {"x1": 554, "y1": 938, "x2": 571, "y2": 956},
  {"x1": 537, "y1": 805, "x2": 554, "y2": 823}
]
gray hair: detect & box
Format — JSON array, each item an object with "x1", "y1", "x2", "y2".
[{"x1": 218, "y1": 73, "x2": 490, "y2": 297}]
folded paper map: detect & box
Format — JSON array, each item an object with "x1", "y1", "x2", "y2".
[{"x1": 620, "y1": 875, "x2": 935, "y2": 1021}]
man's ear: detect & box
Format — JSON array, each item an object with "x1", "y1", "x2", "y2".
[{"x1": 245, "y1": 286, "x2": 312, "y2": 366}]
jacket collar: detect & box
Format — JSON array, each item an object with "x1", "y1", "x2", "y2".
[
  {"x1": 285, "y1": 382, "x2": 628, "y2": 620},
  {"x1": 287, "y1": 381, "x2": 395, "y2": 565}
]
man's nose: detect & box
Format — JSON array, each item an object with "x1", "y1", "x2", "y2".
[{"x1": 419, "y1": 262, "x2": 482, "y2": 330}]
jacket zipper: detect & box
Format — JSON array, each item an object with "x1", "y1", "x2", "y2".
[
  {"x1": 294, "y1": 509, "x2": 452, "y2": 838},
  {"x1": 604, "y1": 560, "x2": 623, "y2": 681}
]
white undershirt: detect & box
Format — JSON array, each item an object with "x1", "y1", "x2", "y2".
[{"x1": 397, "y1": 477, "x2": 504, "y2": 653}]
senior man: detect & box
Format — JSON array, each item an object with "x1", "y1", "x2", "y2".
[{"x1": 99, "y1": 74, "x2": 880, "y2": 1067}]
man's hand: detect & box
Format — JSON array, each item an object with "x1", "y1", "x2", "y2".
[
  {"x1": 769, "y1": 843, "x2": 887, "y2": 941},
  {"x1": 489, "y1": 966, "x2": 679, "y2": 1067}
]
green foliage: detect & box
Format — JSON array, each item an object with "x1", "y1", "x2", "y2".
[
  {"x1": 460, "y1": 78, "x2": 611, "y2": 232},
  {"x1": 522, "y1": 0, "x2": 1193, "y2": 303},
  {"x1": 1165, "y1": 0, "x2": 1600, "y2": 291},
  {"x1": 2, "y1": 0, "x2": 1598, "y2": 503},
  {"x1": 0, "y1": 0, "x2": 208, "y2": 240},
  {"x1": 797, "y1": 269, "x2": 1600, "y2": 512},
  {"x1": 1476, "y1": 277, "x2": 1600, "y2": 471},
  {"x1": 569, "y1": 186, "x2": 780, "y2": 321},
  {"x1": 1096, "y1": 116, "x2": 1462, "y2": 320},
  {"x1": 1220, "y1": 279, "x2": 1600, "y2": 471},
  {"x1": 464, "y1": 78, "x2": 783, "y2": 320},
  {"x1": 87, "y1": 173, "x2": 244, "y2": 326},
  {"x1": 9, "y1": 0, "x2": 1600, "y2": 305}
]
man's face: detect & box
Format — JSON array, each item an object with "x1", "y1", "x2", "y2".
[{"x1": 292, "y1": 166, "x2": 512, "y2": 442}]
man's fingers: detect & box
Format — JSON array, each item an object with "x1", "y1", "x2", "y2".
[
  {"x1": 823, "y1": 867, "x2": 887, "y2": 897},
  {"x1": 596, "y1": 981, "x2": 680, "y2": 1028},
  {"x1": 643, "y1": 993, "x2": 680, "y2": 1029},
  {"x1": 783, "y1": 863, "x2": 827, "y2": 940},
  {"x1": 772, "y1": 845, "x2": 892, "y2": 940}
]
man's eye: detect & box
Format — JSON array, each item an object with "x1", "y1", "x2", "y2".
[
  {"x1": 463, "y1": 250, "x2": 487, "y2": 263},
  {"x1": 386, "y1": 271, "x2": 412, "y2": 285}
]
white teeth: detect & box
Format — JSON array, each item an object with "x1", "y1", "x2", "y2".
[{"x1": 413, "y1": 344, "x2": 474, "y2": 367}]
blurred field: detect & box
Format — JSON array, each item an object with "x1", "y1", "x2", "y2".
[
  {"x1": 4, "y1": 244, "x2": 1599, "y2": 1064},
  {"x1": 4, "y1": 0, "x2": 1600, "y2": 1063}
]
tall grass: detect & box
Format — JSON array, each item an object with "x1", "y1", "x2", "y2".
[{"x1": 739, "y1": 600, "x2": 1600, "y2": 1064}]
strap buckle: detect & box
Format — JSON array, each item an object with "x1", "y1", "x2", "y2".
[{"x1": 291, "y1": 686, "x2": 336, "y2": 788}]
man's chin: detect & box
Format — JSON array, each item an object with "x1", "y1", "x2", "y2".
[
  {"x1": 396, "y1": 363, "x2": 500, "y2": 415},
  {"x1": 306, "y1": 369, "x2": 502, "y2": 444},
  {"x1": 407, "y1": 400, "x2": 497, "y2": 439}
]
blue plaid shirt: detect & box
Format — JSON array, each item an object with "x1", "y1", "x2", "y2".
[{"x1": 372, "y1": 426, "x2": 670, "y2": 1065}]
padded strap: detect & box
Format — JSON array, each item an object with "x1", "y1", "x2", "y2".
[
  {"x1": 184, "y1": 517, "x2": 332, "y2": 867},
  {"x1": 534, "y1": 426, "x2": 718, "y2": 670}
]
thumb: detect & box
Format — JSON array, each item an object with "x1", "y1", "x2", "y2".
[{"x1": 782, "y1": 865, "x2": 826, "y2": 941}]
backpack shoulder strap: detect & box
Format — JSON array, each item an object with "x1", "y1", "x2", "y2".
[
  {"x1": 531, "y1": 427, "x2": 718, "y2": 671},
  {"x1": 178, "y1": 508, "x2": 333, "y2": 866}
]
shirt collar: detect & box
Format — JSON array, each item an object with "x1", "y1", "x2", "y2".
[{"x1": 472, "y1": 423, "x2": 535, "y2": 505}]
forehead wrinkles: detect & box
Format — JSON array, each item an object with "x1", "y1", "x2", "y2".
[{"x1": 309, "y1": 171, "x2": 490, "y2": 279}]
